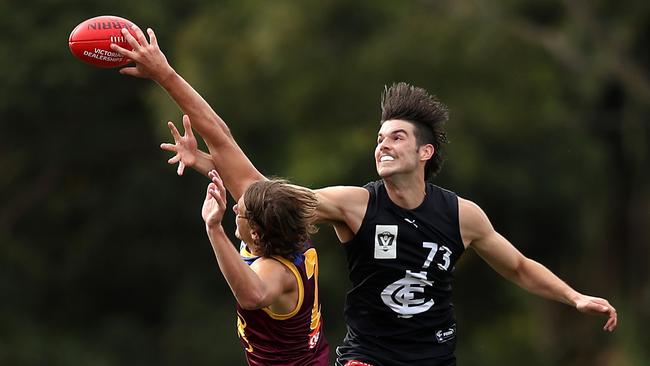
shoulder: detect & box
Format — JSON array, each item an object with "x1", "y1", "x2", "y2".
[
  {"x1": 248, "y1": 256, "x2": 303, "y2": 313},
  {"x1": 315, "y1": 185, "x2": 370, "y2": 199},
  {"x1": 250, "y1": 257, "x2": 297, "y2": 286},
  {"x1": 426, "y1": 183, "x2": 459, "y2": 208},
  {"x1": 457, "y1": 196, "x2": 494, "y2": 248}
]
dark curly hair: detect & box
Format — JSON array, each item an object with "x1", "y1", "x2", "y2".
[
  {"x1": 380, "y1": 82, "x2": 449, "y2": 179},
  {"x1": 243, "y1": 179, "x2": 318, "y2": 259}
]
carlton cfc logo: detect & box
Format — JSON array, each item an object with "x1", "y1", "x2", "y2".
[{"x1": 381, "y1": 270, "x2": 434, "y2": 318}]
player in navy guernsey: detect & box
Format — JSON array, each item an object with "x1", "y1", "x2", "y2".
[
  {"x1": 201, "y1": 172, "x2": 329, "y2": 365},
  {"x1": 113, "y1": 27, "x2": 618, "y2": 365},
  {"x1": 337, "y1": 180, "x2": 464, "y2": 365}
]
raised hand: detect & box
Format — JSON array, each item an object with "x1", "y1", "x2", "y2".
[
  {"x1": 109, "y1": 26, "x2": 174, "y2": 83},
  {"x1": 575, "y1": 295, "x2": 618, "y2": 332},
  {"x1": 202, "y1": 170, "x2": 228, "y2": 227},
  {"x1": 160, "y1": 115, "x2": 198, "y2": 176}
]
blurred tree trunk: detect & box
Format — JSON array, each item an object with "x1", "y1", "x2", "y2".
[{"x1": 504, "y1": 0, "x2": 650, "y2": 362}]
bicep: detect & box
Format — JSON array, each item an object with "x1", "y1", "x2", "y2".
[
  {"x1": 311, "y1": 186, "x2": 368, "y2": 243},
  {"x1": 472, "y1": 231, "x2": 526, "y2": 280},
  {"x1": 314, "y1": 186, "x2": 368, "y2": 224},
  {"x1": 460, "y1": 198, "x2": 525, "y2": 279}
]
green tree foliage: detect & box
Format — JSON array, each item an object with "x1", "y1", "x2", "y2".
[{"x1": 1, "y1": 0, "x2": 648, "y2": 365}]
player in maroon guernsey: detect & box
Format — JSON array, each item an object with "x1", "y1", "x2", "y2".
[{"x1": 201, "y1": 170, "x2": 329, "y2": 365}]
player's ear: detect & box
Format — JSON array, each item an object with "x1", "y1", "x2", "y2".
[
  {"x1": 250, "y1": 230, "x2": 260, "y2": 241},
  {"x1": 419, "y1": 144, "x2": 435, "y2": 161}
]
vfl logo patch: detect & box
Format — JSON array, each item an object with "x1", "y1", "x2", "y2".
[{"x1": 374, "y1": 225, "x2": 397, "y2": 259}]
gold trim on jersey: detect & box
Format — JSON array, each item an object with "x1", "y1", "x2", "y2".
[
  {"x1": 304, "y1": 248, "x2": 322, "y2": 331},
  {"x1": 236, "y1": 311, "x2": 254, "y2": 353},
  {"x1": 261, "y1": 255, "x2": 305, "y2": 320}
]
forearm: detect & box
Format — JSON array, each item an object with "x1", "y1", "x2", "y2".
[
  {"x1": 465, "y1": 205, "x2": 616, "y2": 330},
  {"x1": 512, "y1": 258, "x2": 581, "y2": 307},
  {"x1": 206, "y1": 225, "x2": 267, "y2": 307},
  {"x1": 193, "y1": 150, "x2": 216, "y2": 177},
  {"x1": 156, "y1": 71, "x2": 230, "y2": 143},
  {"x1": 157, "y1": 71, "x2": 265, "y2": 199}
]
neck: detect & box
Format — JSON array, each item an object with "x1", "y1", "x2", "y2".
[
  {"x1": 382, "y1": 174, "x2": 427, "y2": 209},
  {"x1": 242, "y1": 240, "x2": 263, "y2": 257}
]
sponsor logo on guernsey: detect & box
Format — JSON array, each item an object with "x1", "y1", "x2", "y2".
[
  {"x1": 374, "y1": 225, "x2": 397, "y2": 259},
  {"x1": 308, "y1": 329, "x2": 320, "y2": 349},
  {"x1": 404, "y1": 217, "x2": 418, "y2": 228},
  {"x1": 435, "y1": 325, "x2": 456, "y2": 343},
  {"x1": 381, "y1": 270, "x2": 434, "y2": 318}
]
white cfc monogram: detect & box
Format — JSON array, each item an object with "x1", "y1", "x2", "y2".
[{"x1": 381, "y1": 241, "x2": 453, "y2": 317}]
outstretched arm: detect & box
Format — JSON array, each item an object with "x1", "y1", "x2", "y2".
[
  {"x1": 110, "y1": 26, "x2": 371, "y2": 242},
  {"x1": 459, "y1": 198, "x2": 617, "y2": 332},
  {"x1": 161, "y1": 113, "x2": 370, "y2": 244},
  {"x1": 202, "y1": 170, "x2": 292, "y2": 310},
  {"x1": 111, "y1": 26, "x2": 264, "y2": 200}
]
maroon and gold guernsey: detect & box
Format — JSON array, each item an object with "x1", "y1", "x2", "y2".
[{"x1": 236, "y1": 244, "x2": 330, "y2": 366}]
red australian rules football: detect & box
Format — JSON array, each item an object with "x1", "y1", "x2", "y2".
[{"x1": 69, "y1": 15, "x2": 138, "y2": 68}]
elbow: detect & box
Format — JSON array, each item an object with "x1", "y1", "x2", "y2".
[
  {"x1": 509, "y1": 257, "x2": 544, "y2": 292},
  {"x1": 237, "y1": 291, "x2": 266, "y2": 311},
  {"x1": 238, "y1": 299, "x2": 264, "y2": 311},
  {"x1": 504, "y1": 257, "x2": 528, "y2": 285}
]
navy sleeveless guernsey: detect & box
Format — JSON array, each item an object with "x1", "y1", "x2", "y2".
[{"x1": 337, "y1": 180, "x2": 465, "y2": 366}]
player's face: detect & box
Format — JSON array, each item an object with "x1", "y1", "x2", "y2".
[
  {"x1": 375, "y1": 120, "x2": 422, "y2": 178},
  {"x1": 233, "y1": 196, "x2": 253, "y2": 244}
]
